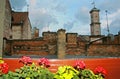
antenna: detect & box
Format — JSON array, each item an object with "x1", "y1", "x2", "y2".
[
  {"x1": 27, "y1": 4, "x2": 29, "y2": 12},
  {"x1": 105, "y1": 10, "x2": 110, "y2": 34}
]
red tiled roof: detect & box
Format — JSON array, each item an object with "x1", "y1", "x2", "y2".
[{"x1": 12, "y1": 12, "x2": 28, "y2": 24}]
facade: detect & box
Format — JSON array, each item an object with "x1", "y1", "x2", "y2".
[
  {"x1": 57, "y1": 29, "x2": 66, "y2": 58},
  {"x1": 66, "y1": 33, "x2": 78, "y2": 47},
  {"x1": 1, "y1": 0, "x2": 120, "y2": 58},
  {"x1": 89, "y1": 7, "x2": 103, "y2": 43},
  {"x1": 0, "y1": 0, "x2": 12, "y2": 56},
  {"x1": 32, "y1": 27, "x2": 39, "y2": 39},
  {"x1": 0, "y1": 0, "x2": 32, "y2": 56},
  {"x1": 42, "y1": 31, "x2": 57, "y2": 44},
  {"x1": 90, "y1": 7, "x2": 101, "y2": 36},
  {"x1": 12, "y1": 12, "x2": 32, "y2": 39},
  {"x1": 3, "y1": 0, "x2": 12, "y2": 39},
  {"x1": 5, "y1": 30, "x2": 120, "y2": 57}
]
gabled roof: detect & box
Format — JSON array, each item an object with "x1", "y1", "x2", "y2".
[{"x1": 12, "y1": 12, "x2": 28, "y2": 25}]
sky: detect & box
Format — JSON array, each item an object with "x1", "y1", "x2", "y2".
[{"x1": 9, "y1": 0, "x2": 120, "y2": 36}]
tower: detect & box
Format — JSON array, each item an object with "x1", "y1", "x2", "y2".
[
  {"x1": 57, "y1": 29, "x2": 66, "y2": 59},
  {"x1": 90, "y1": 7, "x2": 101, "y2": 36}
]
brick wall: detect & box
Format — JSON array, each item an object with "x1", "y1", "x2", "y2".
[
  {"x1": 5, "y1": 39, "x2": 48, "y2": 55},
  {"x1": 88, "y1": 44, "x2": 120, "y2": 56},
  {"x1": 66, "y1": 33, "x2": 77, "y2": 46},
  {"x1": 43, "y1": 32, "x2": 57, "y2": 44},
  {"x1": 4, "y1": 31, "x2": 120, "y2": 57}
]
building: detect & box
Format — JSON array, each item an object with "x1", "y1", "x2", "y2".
[
  {"x1": 1, "y1": 0, "x2": 120, "y2": 58},
  {"x1": 11, "y1": 12, "x2": 32, "y2": 39},
  {"x1": 90, "y1": 7, "x2": 101, "y2": 36},
  {"x1": 32, "y1": 27, "x2": 39, "y2": 39},
  {"x1": 5, "y1": 29, "x2": 120, "y2": 57},
  {"x1": 0, "y1": 0, "x2": 32, "y2": 57},
  {"x1": 0, "y1": 0, "x2": 12, "y2": 57},
  {"x1": 89, "y1": 6, "x2": 104, "y2": 43}
]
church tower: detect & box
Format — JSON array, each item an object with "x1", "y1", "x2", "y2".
[{"x1": 90, "y1": 7, "x2": 101, "y2": 36}]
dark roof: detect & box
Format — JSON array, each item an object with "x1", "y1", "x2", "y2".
[{"x1": 90, "y1": 7, "x2": 100, "y2": 13}]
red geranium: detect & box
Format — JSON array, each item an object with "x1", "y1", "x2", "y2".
[
  {"x1": 94, "y1": 66, "x2": 107, "y2": 77},
  {"x1": 0, "y1": 63, "x2": 9, "y2": 74},
  {"x1": 38, "y1": 58, "x2": 50, "y2": 68},
  {"x1": 74, "y1": 60, "x2": 86, "y2": 70},
  {"x1": 19, "y1": 56, "x2": 32, "y2": 65}
]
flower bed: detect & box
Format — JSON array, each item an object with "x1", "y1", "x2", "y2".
[{"x1": 2, "y1": 57, "x2": 120, "y2": 79}]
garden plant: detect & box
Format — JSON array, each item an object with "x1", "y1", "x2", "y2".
[{"x1": 0, "y1": 56, "x2": 107, "y2": 79}]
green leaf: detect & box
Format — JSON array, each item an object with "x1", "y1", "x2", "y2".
[{"x1": 54, "y1": 66, "x2": 79, "y2": 79}]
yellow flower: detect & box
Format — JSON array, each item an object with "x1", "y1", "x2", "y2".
[
  {"x1": 25, "y1": 77, "x2": 31, "y2": 79},
  {"x1": 0, "y1": 60, "x2": 4, "y2": 64}
]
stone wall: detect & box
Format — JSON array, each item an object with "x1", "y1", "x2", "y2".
[
  {"x1": 22, "y1": 14, "x2": 32, "y2": 39},
  {"x1": 12, "y1": 26, "x2": 22, "y2": 39},
  {"x1": 0, "y1": 0, "x2": 11, "y2": 56},
  {"x1": 57, "y1": 29, "x2": 66, "y2": 59},
  {"x1": 0, "y1": 0, "x2": 5, "y2": 56},
  {"x1": 3, "y1": 0, "x2": 12, "y2": 39}
]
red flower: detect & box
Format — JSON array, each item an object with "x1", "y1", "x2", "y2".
[
  {"x1": 38, "y1": 58, "x2": 50, "y2": 68},
  {"x1": 74, "y1": 60, "x2": 85, "y2": 70},
  {"x1": 94, "y1": 66, "x2": 107, "y2": 76},
  {"x1": 19, "y1": 56, "x2": 32, "y2": 65},
  {"x1": 0, "y1": 63, "x2": 9, "y2": 74}
]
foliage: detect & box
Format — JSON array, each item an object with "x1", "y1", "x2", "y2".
[
  {"x1": 0, "y1": 56, "x2": 107, "y2": 79},
  {"x1": 74, "y1": 61, "x2": 107, "y2": 79},
  {"x1": 1, "y1": 56, "x2": 54, "y2": 79},
  {"x1": 2, "y1": 63, "x2": 54, "y2": 79},
  {"x1": 54, "y1": 66, "x2": 80, "y2": 79},
  {"x1": 80, "y1": 69, "x2": 96, "y2": 79}
]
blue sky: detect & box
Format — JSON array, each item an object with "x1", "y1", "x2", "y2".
[{"x1": 10, "y1": 0, "x2": 120, "y2": 36}]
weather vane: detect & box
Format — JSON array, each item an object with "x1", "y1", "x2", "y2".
[{"x1": 91, "y1": 0, "x2": 96, "y2": 8}]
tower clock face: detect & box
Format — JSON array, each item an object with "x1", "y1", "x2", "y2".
[{"x1": 95, "y1": 15, "x2": 98, "y2": 18}]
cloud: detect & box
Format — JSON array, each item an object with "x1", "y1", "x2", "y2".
[
  {"x1": 75, "y1": 7, "x2": 90, "y2": 24},
  {"x1": 29, "y1": 1, "x2": 58, "y2": 35},
  {"x1": 98, "y1": 0, "x2": 120, "y2": 12},
  {"x1": 69, "y1": 23, "x2": 90, "y2": 35},
  {"x1": 101, "y1": 9, "x2": 120, "y2": 35},
  {"x1": 54, "y1": 3, "x2": 67, "y2": 13},
  {"x1": 110, "y1": 15, "x2": 120, "y2": 34},
  {"x1": 63, "y1": 21, "x2": 75, "y2": 31},
  {"x1": 9, "y1": 0, "x2": 27, "y2": 11},
  {"x1": 10, "y1": 0, "x2": 120, "y2": 35}
]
